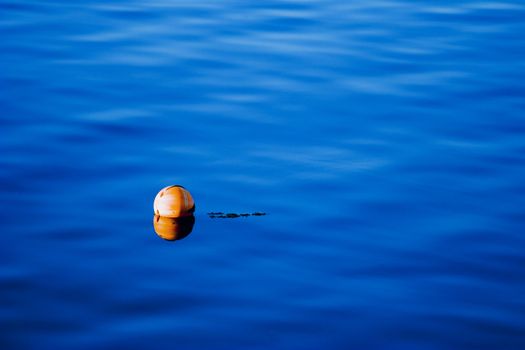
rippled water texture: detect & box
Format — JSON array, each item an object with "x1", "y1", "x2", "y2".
[{"x1": 2, "y1": 1, "x2": 525, "y2": 349}]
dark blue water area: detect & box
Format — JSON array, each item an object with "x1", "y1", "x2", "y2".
[{"x1": 1, "y1": 0, "x2": 525, "y2": 349}]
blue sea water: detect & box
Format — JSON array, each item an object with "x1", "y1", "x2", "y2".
[{"x1": 1, "y1": 0, "x2": 525, "y2": 349}]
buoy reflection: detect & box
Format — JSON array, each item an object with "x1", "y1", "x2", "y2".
[{"x1": 153, "y1": 215, "x2": 195, "y2": 241}]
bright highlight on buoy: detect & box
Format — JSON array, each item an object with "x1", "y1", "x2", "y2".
[{"x1": 153, "y1": 185, "x2": 195, "y2": 218}]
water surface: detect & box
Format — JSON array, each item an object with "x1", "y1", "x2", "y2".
[{"x1": 1, "y1": 1, "x2": 525, "y2": 349}]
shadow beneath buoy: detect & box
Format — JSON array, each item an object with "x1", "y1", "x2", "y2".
[{"x1": 153, "y1": 215, "x2": 195, "y2": 241}]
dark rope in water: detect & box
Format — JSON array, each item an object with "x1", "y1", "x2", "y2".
[{"x1": 208, "y1": 212, "x2": 267, "y2": 219}]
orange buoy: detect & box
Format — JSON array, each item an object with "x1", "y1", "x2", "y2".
[
  {"x1": 153, "y1": 215, "x2": 195, "y2": 241},
  {"x1": 153, "y1": 185, "x2": 195, "y2": 218}
]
